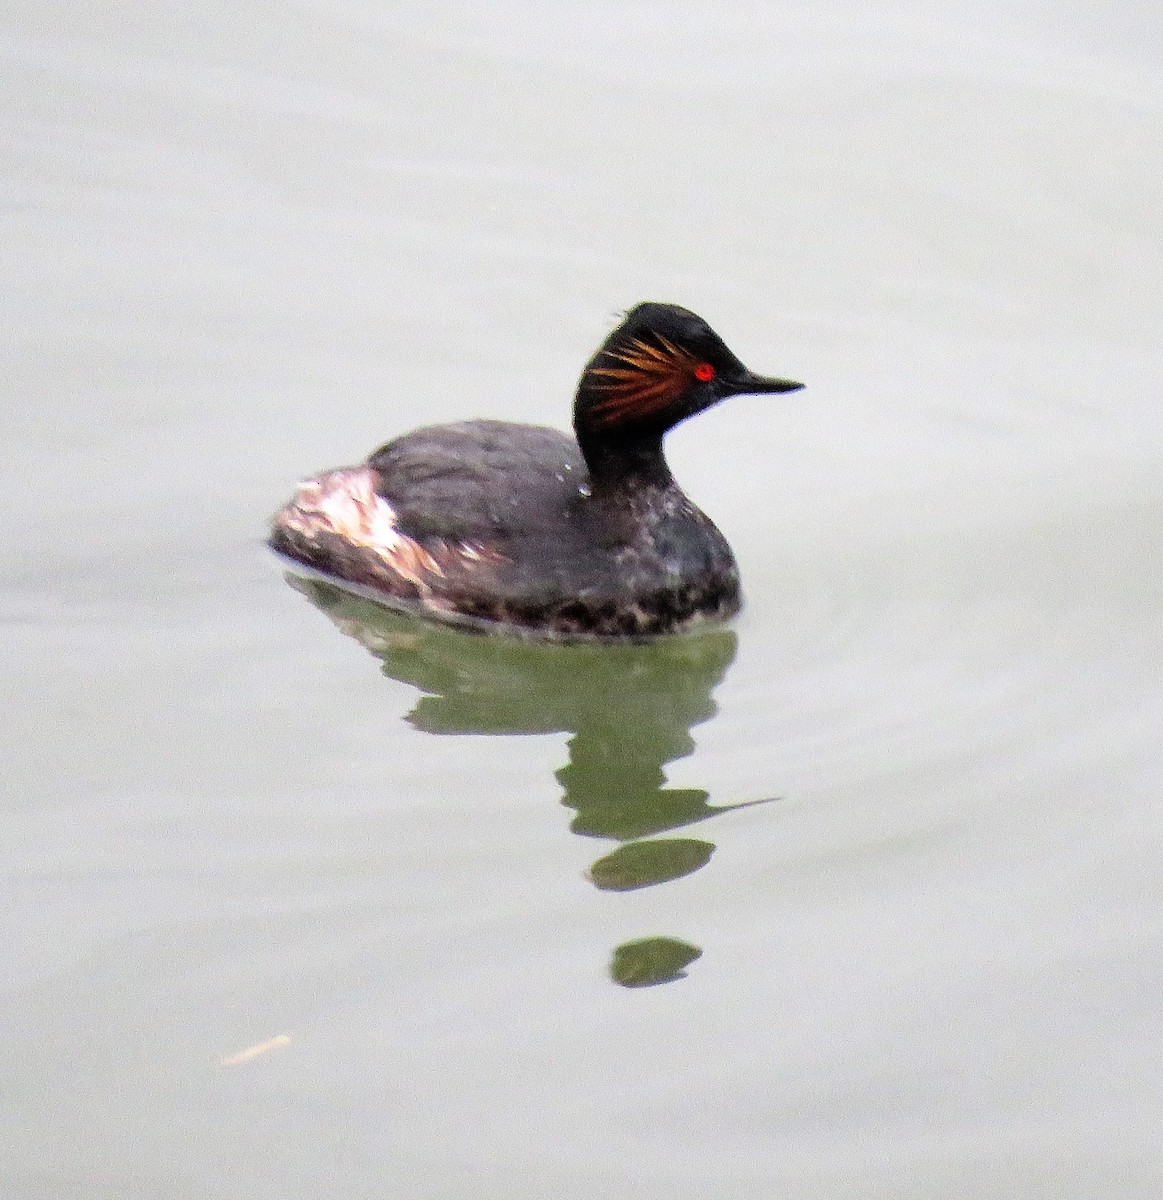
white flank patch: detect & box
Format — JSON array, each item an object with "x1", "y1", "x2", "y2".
[{"x1": 283, "y1": 467, "x2": 443, "y2": 586}]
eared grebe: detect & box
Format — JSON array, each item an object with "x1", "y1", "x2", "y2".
[{"x1": 270, "y1": 302, "x2": 803, "y2": 639}]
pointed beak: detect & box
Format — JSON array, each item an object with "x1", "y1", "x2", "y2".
[{"x1": 730, "y1": 370, "x2": 804, "y2": 396}]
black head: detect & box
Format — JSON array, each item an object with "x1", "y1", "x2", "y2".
[{"x1": 574, "y1": 303, "x2": 803, "y2": 446}]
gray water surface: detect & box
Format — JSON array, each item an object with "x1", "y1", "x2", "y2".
[{"x1": 4, "y1": 2, "x2": 1163, "y2": 1197}]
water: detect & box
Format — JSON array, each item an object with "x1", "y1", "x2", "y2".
[{"x1": 3, "y1": 2, "x2": 1163, "y2": 1195}]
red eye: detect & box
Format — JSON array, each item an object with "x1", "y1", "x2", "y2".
[{"x1": 694, "y1": 362, "x2": 715, "y2": 382}]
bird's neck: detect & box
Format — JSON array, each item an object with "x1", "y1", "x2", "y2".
[{"x1": 576, "y1": 428, "x2": 675, "y2": 493}]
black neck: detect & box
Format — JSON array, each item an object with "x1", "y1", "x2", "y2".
[{"x1": 575, "y1": 429, "x2": 674, "y2": 492}]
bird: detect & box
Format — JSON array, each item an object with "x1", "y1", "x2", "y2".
[{"x1": 270, "y1": 302, "x2": 803, "y2": 639}]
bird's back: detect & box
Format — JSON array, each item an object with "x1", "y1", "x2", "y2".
[{"x1": 369, "y1": 419, "x2": 588, "y2": 546}]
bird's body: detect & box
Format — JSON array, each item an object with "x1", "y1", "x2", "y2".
[{"x1": 270, "y1": 304, "x2": 802, "y2": 639}]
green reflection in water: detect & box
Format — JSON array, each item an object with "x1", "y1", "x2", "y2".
[
  {"x1": 287, "y1": 574, "x2": 779, "y2": 987},
  {"x1": 589, "y1": 838, "x2": 715, "y2": 891},
  {"x1": 610, "y1": 937, "x2": 703, "y2": 987}
]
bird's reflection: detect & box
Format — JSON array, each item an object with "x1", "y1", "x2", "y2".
[{"x1": 287, "y1": 574, "x2": 777, "y2": 986}]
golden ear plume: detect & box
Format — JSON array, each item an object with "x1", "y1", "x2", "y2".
[{"x1": 587, "y1": 335, "x2": 701, "y2": 426}]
